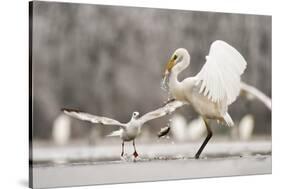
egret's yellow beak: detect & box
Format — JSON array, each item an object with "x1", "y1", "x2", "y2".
[{"x1": 163, "y1": 58, "x2": 176, "y2": 77}]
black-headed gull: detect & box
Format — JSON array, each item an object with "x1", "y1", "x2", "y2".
[{"x1": 62, "y1": 100, "x2": 185, "y2": 158}]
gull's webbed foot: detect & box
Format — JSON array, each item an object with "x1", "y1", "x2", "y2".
[{"x1": 133, "y1": 151, "x2": 138, "y2": 158}]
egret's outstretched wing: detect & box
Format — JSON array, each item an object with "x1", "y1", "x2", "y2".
[
  {"x1": 139, "y1": 100, "x2": 186, "y2": 124},
  {"x1": 62, "y1": 108, "x2": 126, "y2": 128},
  {"x1": 196, "y1": 40, "x2": 247, "y2": 105}
]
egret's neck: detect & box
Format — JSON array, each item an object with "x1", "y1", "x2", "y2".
[{"x1": 169, "y1": 56, "x2": 189, "y2": 90}]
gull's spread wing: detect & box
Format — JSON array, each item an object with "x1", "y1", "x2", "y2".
[
  {"x1": 196, "y1": 40, "x2": 247, "y2": 105},
  {"x1": 139, "y1": 100, "x2": 186, "y2": 124},
  {"x1": 62, "y1": 108, "x2": 126, "y2": 128}
]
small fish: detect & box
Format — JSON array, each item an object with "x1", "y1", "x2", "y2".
[{"x1": 158, "y1": 126, "x2": 171, "y2": 138}]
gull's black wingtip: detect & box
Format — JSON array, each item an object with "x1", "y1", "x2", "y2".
[{"x1": 61, "y1": 108, "x2": 81, "y2": 113}]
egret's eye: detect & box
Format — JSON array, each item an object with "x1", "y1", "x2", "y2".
[{"x1": 173, "y1": 55, "x2": 178, "y2": 60}]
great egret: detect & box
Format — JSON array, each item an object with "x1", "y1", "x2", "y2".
[
  {"x1": 162, "y1": 40, "x2": 247, "y2": 159},
  {"x1": 62, "y1": 100, "x2": 184, "y2": 158}
]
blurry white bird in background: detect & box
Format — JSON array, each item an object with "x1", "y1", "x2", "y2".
[
  {"x1": 185, "y1": 117, "x2": 206, "y2": 141},
  {"x1": 170, "y1": 114, "x2": 187, "y2": 141},
  {"x1": 230, "y1": 114, "x2": 255, "y2": 140},
  {"x1": 170, "y1": 114, "x2": 205, "y2": 142},
  {"x1": 62, "y1": 100, "x2": 185, "y2": 158},
  {"x1": 238, "y1": 114, "x2": 255, "y2": 140},
  {"x1": 52, "y1": 114, "x2": 71, "y2": 146},
  {"x1": 162, "y1": 40, "x2": 247, "y2": 159}
]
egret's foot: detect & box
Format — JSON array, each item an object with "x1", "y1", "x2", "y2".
[
  {"x1": 133, "y1": 151, "x2": 139, "y2": 158},
  {"x1": 194, "y1": 153, "x2": 201, "y2": 159}
]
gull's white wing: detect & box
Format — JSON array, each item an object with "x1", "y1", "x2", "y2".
[
  {"x1": 139, "y1": 100, "x2": 186, "y2": 124},
  {"x1": 196, "y1": 40, "x2": 247, "y2": 105},
  {"x1": 62, "y1": 108, "x2": 126, "y2": 128}
]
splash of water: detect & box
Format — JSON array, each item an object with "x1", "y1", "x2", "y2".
[
  {"x1": 161, "y1": 76, "x2": 168, "y2": 91},
  {"x1": 161, "y1": 73, "x2": 174, "y2": 102},
  {"x1": 161, "y1": 74, "x2": 170, "y2": 92}
]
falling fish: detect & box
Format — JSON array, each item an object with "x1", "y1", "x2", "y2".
[{"x1": 157, "y1": 126, "x2": 171, "y2": 138}]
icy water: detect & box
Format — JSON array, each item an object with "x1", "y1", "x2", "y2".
[
  {"x1": 31, "y1": 140, "x2": 271, "y2": 188},
  {"x1": 32, "y1": 154, "x2": 271, "y2": 188},
  {"x1": 32, "y1": 151, "x2": 271, "y2": 167}
]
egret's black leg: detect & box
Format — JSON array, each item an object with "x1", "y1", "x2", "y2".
[
  {"x1": 121, "y1": 141, "x2": 124, "y2": 157},
  {"x1": 195, "y1": 118, "x2": 212, "y2": 159},
  {"x1": 133, "y1": 140, "x2": 138, "y2": 158}
]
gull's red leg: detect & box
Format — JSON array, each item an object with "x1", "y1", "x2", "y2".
[
  {"x1": 133, "y1": 140, "x2": 138, "y2": 158},
  {"x1": 121, "y1": 141, "x2": 124, "y2": 157}
]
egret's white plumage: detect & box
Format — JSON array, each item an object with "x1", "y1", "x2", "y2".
[
  {"x1": 196, "y1": 41, "x2": 247, "y2": 105},
  {"x1": 163, "y1": 40, "x2": 247, "y2": 158},
  {"x1": 62, "y1": 100, "x2": 184, "y2": 158}
]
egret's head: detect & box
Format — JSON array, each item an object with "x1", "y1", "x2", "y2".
[
  {"x1": 132, "y1": 111, "x2": 140, "y2": 119},
  {"x1": 163, "y1": 48, "x2": 190, "y2": 77}
]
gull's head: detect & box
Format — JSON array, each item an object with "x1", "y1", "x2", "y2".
[
  {"x1": 163, "y1": 48, "x2": 190, "y2": 78},
  {"x1": 132, "y1": 111, "x2": 140, "y2": 119}
]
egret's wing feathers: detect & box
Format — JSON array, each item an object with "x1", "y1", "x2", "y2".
[
  {"x1": 196, "y1": 40, "x2": 247, "y2": 105},
  {"x1": 139, "y1": 100, "x2": 186, "y2": 124},
  {"x1": 62, "y1": 108, "x2": 126, "y2": 128}
]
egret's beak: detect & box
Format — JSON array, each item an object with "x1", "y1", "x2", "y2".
[{"x1": 163, "y1": 58, "x2": 176, "y2": 78}]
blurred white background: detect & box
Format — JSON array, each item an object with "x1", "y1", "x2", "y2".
[{"x1": 0, "y1": 0, "x2": 279, "y2": 189}]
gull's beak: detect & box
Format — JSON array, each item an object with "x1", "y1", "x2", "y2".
[{"x1": 163, "y1": 58, "x2": 176, "y2": 78}]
